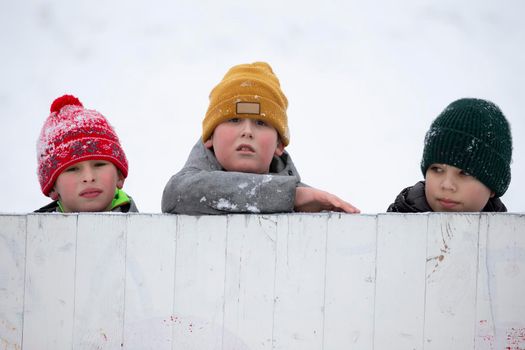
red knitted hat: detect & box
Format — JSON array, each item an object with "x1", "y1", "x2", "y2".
[{"x1": 37, "y1": 95, "x2": 128, "y2": 196}]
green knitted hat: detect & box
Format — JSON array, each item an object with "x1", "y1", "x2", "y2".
[{"x1": 421, "y1": 98, "x2": 512, "y2": 197}]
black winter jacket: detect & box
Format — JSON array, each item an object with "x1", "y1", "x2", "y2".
[{"x1": 387, "y1": 181, "x2": 507, "y2": 213}]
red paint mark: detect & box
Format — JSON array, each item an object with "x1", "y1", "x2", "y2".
[
  {"x1": 476, "y1": 319, "x2": 495, "y2": 348},
  {"x1": 426, "y1": 254, "x2": 447, "y2": 278},
  {"x1": 164, "y1": 315, "x2": 183, "y2": 326},
  {"x1": 506, "y1": 327, "x2": 525, "y2": 350},
  {"x1": 480, "y1": 334, "x2": 495, "y2": 344}
]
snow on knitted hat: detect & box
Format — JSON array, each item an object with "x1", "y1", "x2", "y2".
[
  {"x1": 421, "y1": 98, "x2": 512, "y2": 197},
  {"x1": 202, "y1": 62, "x2": 290, "y2": 146},
  {"x1": 37, "y1": 95, "x2": 128, "y2": 196}
]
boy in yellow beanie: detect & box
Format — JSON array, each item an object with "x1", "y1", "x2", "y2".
[{"x1": 161, "y1": 62, "x2": 359, "y2": 214}]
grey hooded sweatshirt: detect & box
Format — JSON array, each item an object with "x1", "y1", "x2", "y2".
[{"x1": 161, "y1": 140, "x2": 304, "y2": 215}]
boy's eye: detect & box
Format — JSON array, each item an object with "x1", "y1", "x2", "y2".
[
  {"x1": 460, "y1": 170, "x2": 472, "y2": 176},
  {"x1": 430, "y1": 165, "x2": 443, "y2": 173},
  {"x1": 94, "y1": 162, "x2": 108, "y2": 167},
  {"x1": 64, "y1": 166, "x2": 78, "y2": 172},
  {"x1": 228, "y1": 118, "x2": 240, "y2": 123},
  {"x1": 255, "y1": 119, "x2": 267, "y2": 126}
]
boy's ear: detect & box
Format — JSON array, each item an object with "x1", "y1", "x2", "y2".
[
  {"x1": 117, "y1": 171, "x2": 125, "y2": 189},
  {"x1": 49, "y1": 189, "x2": 59, "y2": 201},
  {"x1": 490, "y1": 191, "x2": 495, "y2": 198},
  {"x1": 274, "y1": 140, "x2": 285, "y2": 156},
  {"x1": 204, "y1": 137, "x2": 214, "y2": 149}
]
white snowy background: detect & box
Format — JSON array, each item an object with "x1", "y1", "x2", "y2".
[{"x1": 1, "y1": 0, "x2": 524, "y2": 213}]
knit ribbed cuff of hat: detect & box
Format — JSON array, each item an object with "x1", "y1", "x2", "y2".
[{"x1": 202, "y1": 95, "x2": 289, "y2": 145}]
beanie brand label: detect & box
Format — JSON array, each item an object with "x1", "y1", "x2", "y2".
[{"x1": 236, "y1": 102, "x2": 260, "y2": 115}]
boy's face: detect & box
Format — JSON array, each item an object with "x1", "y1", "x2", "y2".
[
  {"x1": 425, "y1": 163, "x2": 494, "y2": 212},
  {"x1": 205, "y1": 118, "x2": 284, "y2": 174},
  {"x1": 50, "y1": 159, "x2": 124, "y2": 212}
]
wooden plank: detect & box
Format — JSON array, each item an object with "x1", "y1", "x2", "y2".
[
  {"x1": 0, "y1": 215, "x2": 26, "y2": 350},
  {"x1": 123, "y1": 214, "x2": 177, "y2": 350},
  {"x1": 272, "y1": 214, "x2": 327, "y2": 350},
  {"x1": 222, "y1": 215, "x2": 278, "y2": 350},
  {"x1": 72, "y1": 214, "x2": 127, "y2": 349},
  {"x1": 23, "y1": 214, "x2": 77, "y2": 349},
  {"x1": 484, "y1": 213, "x2": 525, "y2": 350},
  {"x1": 374, "y1": 214, "x2": 427, "y2": 350},
  {"x1": 171, "y1": 215, "x2": 228, "y2": 350},
  {"x1": 475, "y1": 214, "x2": 497, "y2": 350},
  {"x1": 323, "y1": 214, "x2": 376, "y2": 350},
  {"x1": 424, "y1": 213, "x2": 479, "y2": 349}
]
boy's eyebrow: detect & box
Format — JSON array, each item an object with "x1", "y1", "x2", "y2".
[{"x1": 236, "y1": 102, "x2": 260, "y2": 115}]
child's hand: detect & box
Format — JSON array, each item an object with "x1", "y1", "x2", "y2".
[{"x1": 294, "y1": 187, "x2": 360, "y2": 214}]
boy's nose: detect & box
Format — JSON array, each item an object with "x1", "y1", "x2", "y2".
[
  {"x1": 81, "y1": 168, "x2": 96, "y2": 183},
  {"x1": 240, "y1": 120, "x2": 254, "y2": 138},
  {"x1": 440, "y1": 175, "x2": 456, "y2": 192}
]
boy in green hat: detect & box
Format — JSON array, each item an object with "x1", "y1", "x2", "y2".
[{"x1": 388, "y1": 98, "x2": 512, "y2": 212}]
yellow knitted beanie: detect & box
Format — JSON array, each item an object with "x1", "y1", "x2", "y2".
[{"x1": 202, "y1": 62, "x2": 290, "y2": 146}]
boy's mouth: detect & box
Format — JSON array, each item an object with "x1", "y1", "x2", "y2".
[
  {"x1": 437, "y1": 198, "x2": 460, "y2": 209},
  {"x1": 236, "y1": 144, "x2": 255, "y2": 153},
  {"x1": 80, "y1": 188, "x2": 103, "y2": 198}
]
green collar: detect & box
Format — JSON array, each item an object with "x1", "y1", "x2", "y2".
[
  {"x1": 111, "y1": 188, "x2": 131, "y2": 209},
  {"x1": 57, "y1": 188, "x2": 130, "y2": 212}
]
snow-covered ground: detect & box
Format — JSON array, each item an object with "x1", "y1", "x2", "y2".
[{"x1": 1, "y1": 0, "x2": 524, "y2": 213}]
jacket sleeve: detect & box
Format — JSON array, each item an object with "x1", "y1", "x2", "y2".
[{"x1": 161, "y1": 141, "x2": 299, "y2": 215}]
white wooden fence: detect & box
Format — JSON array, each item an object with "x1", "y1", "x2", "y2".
[{"x1": 0, "y1": 213, "x2": 524, "y2": 350}]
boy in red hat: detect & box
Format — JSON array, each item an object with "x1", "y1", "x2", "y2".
[{"x1": 35, "y1": 95, "x2": 138, "y2": 213}]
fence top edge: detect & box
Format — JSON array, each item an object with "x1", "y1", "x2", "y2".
[{"x1": 1, "y1": 212, "x2": 523, "y2": 218}]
